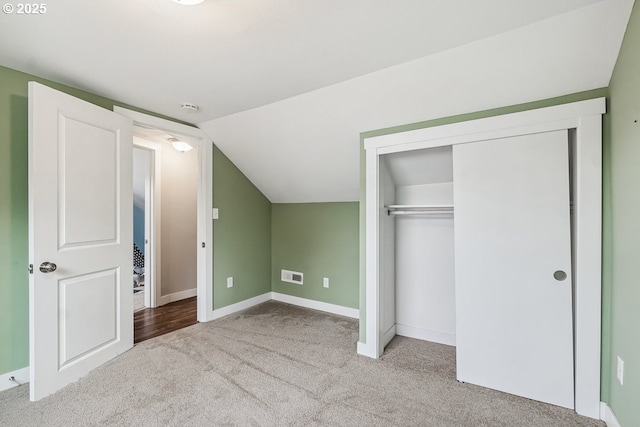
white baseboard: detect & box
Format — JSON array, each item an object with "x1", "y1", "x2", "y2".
[
  {"x1": 158, "y1": 288, "x2": 197, "y2": 306},
  {"x1": 0, "y1": 367, "x2": 29, "y2": 392},
  {"x1": 600, "y1": 402, "x2": 622, "y2": 427},
  {"x1": 271, "y1": 292, "x2": 359, "y2": 319},
  {"x1": 395, "y1": 324, "x2": 456, "y2": 347},
  {"x1": 204, "y1": 292, "x2": 359, "y2": 323},
  {"x1": 209, "y1": 292, "x2": 272, "y2": 321}
]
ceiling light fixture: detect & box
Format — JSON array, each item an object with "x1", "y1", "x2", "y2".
[
  {"x1": 172, "y1": 0, "x2": 205, "y2": 5},
  {"x1": 168, "y1": 137, "x2": 193, "y2": 153}
]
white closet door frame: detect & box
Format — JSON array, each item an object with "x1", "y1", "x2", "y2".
[{"x1": 359, "y1": 98, "x2": 604, "y2": 419}]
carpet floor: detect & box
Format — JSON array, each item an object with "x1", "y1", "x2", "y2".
[{"x1": 0, "y1": 301, "x2": 603, "y2": 426}]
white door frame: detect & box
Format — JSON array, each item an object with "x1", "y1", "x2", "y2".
[
  {"x1": 132, "y1": 141, "x2": 161, "y2": 308},
  {"x1": 359, "y1": 98, "x2": 604, "y2": 419},
  {"x1": 115, "y1": 107, "x2": 214, "y2": 322}
]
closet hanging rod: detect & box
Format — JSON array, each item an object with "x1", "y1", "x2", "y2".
[
  {"x1": 386, "y1": 204, "x2": 453, "y2": 210},
  {"x1": 388, "y1": 210, "x2": 454, "y2": 216},
  {"x1": 386, "y1": 204, "x2": 454, "y2": 216}
]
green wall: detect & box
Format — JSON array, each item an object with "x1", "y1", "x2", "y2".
[
  {"x1": 213, "y1": 146, "x2": 272, "y2": 308},
  {"x1": 0, "y1": 65, "x2": 272, "y2": 376},
  {"x1": 605, "y1": 2, "x2": 640, "y2": 424},
  {"x1": 271, "y1": 203, "x2": 359, "y2": 309},
  {"x1": 0, "y1": 67, "x2": 29, "y2": 374}
]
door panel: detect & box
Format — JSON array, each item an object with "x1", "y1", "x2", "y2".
[
  {"x1": 453, "y1": 130, "x2": 574, "y2": 409},
  {"x1": 61, "y1": 117, "x2": 118, "y2": 246},
  {"x1": 28, "y1": 82, "x2": 133, "y2": 401},
  {"x1": 59, "y1": 269, "x2": 118, "y2": 367}
]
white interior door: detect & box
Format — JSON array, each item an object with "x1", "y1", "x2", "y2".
[
  {"x1": 453, "y1": 130, "x2": 574, "y2": 409},
  {"x1": 28, "y1": 82, "x2": 133, "y2": 401}
]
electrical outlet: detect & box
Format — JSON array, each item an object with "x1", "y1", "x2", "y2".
[
  {"x1": 617, "y1": 356, "x2": 624, "y2": 385},
  {"x1": 323, "y1": 277, "x2": 329, "y2": 288},
  {"x1": 227, "y1": 277, "x2": 233, "y2": 288}
]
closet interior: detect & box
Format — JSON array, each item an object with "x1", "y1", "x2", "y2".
[{"x1": 379, "y1": 146, "x2": 456, "y2": 349}]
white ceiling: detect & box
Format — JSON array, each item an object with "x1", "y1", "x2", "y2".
[{"x1": 0, "y1": 0, "x2": 634, "y2": 202}]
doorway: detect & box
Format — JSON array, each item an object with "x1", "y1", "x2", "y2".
[
  {"x1": 115, "y1": 106, "x2": 214, "y2": 325},
  {"x1": 131, "y1": 126, "x2": 201, "y2": 342}
]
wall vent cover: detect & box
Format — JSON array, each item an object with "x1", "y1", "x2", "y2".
[{"x1": 281, "y1": 269, "x2": 303, "y2": 285}]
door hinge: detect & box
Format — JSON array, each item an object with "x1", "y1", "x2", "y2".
[{"x1": 29, "y1": 264, "x2": 33, "y2": 274}]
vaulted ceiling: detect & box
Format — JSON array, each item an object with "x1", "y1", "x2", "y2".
[{"x1": 0, "y1": 0, "x2": 634, "y2": 202}]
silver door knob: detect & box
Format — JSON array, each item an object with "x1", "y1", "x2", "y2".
[{"x1": 39, "y1": 262, "x2": 57, "y2": 273}]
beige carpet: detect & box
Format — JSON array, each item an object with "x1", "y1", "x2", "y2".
[{"x1": 0, "y1": 301, "x2": 603, "y2": 426}]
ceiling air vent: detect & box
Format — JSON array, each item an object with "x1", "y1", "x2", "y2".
[{"x1": 281, "y1": 269, "x2": 303, "y2": 285}]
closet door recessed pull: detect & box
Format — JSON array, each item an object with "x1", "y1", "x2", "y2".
[{"x1": 553, "y1": 270, "x2": 567, "y2": 281}]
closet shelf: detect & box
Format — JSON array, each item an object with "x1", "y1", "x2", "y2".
[{"x1": 386, "y1": 204, "x2": 454, "y2": 216}]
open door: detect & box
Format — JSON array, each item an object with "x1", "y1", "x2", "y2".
[{"x1": 28, "y1": 82, "x2": 134, "y2": 401}]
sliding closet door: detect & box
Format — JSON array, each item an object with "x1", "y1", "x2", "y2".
[{"x1": 453, "y1": 130, "x2": 574, "y2": 409}]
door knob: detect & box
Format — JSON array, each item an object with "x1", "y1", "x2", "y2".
[
  {"x1": 39, "y1": 262, "x2": 57, "y2": 273},
  {"x1": 553, "y1": 270, "x2": 567, "y2": 281}
]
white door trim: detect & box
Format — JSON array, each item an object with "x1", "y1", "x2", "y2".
[
  {"x1": 132, "y1": 140, "x2": 161, "y2": 308},
  {"x1": 114, "y1": 107, "x2": 214, "y2": 322},
  {"x1": 360, "y1": 98, "x2": 604, "y2": 419}
]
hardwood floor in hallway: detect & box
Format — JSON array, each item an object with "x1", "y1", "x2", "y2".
[{"x1": 134, "y1": 297, "x2": 197, "y2": 344}]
